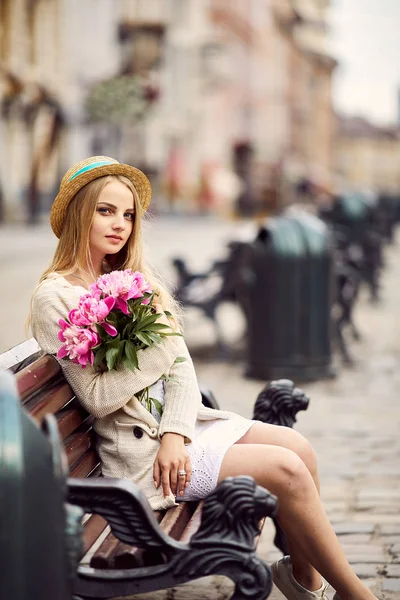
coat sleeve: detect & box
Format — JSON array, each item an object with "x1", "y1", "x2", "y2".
[
  {"x1": 157, "y1": 335, "x2": 202, "y2": 444},
  {"x1": 31, "y1": 280, "x2": 180, "y2": 418}
]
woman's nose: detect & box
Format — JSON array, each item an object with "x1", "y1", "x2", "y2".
[{"x1": 112, "y1": 213, "x2": 126, "y2": 230}]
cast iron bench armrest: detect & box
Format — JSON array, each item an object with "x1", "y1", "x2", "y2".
[{"x1": 69, "y1": 475, "x2": 278, "y2": 600}]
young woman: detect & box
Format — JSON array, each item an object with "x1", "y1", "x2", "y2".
[{"x1": 30, "y1": 156, "x2": 377, "y2": 600}]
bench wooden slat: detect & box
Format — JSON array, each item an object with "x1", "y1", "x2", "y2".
[
  {"x1": 87, "y1": 465, "x2": 102, "y2": 478},
  {"x1": 179, "y1": 502, "x2": 203, "y2": 544},
  {"x1": 57, "y1": 405, "x2": 91, "y2": 440},
  {"x1": 70, "y1": 449, "x2": 100, "y2": 478},
  {"x1": 108, "y1": 504, "x2": 195, "y2": 570},
  {"x1": 65, "y1": 429, "x2": 94, "y2": 468},
  {"x1": 109, "y1": 511, "x2": 165, "y2": 569},
  {"x1": 90, "y1": 532, "x2": 121, "y2": 569},
  {"x1": 16, "y1": 355, "x2": 61, "y2": 400},
  {"x1": 82, "y1": 514, "x2": 109, "y2": 554},
  {"x1": 24, "y1": 381, "x2": 75, "y2": 423},
  {"x1": 159, "y1": 502, "x2": 194, "y2": 540},
  {"x1": 0, "y1": 338, "x2": 41, "y2": 370}
]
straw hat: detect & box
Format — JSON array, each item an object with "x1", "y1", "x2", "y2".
[{"x1": 50, "y1": 156, "x2": 152, "y2": 238}]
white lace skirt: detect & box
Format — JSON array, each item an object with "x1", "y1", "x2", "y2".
[{"x1": 179, "y1": 416, "x2": 255, "y2": 501}]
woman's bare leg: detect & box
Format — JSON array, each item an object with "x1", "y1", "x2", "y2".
[
  {"x1": 218, "y1": 443, "x2": 375, "y2": 600},
  {"x1": 237, "y1": 423, "x2": 323, "y2": 590}
]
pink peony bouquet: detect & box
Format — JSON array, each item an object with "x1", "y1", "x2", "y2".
[{"x1": 57, "y1": 269, "x2": 178, "y2": 371}]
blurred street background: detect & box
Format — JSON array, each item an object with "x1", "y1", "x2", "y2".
[
  {"x1": 1, "y1": 0, "x2": 400, "y2": 598},
  {"x1": 1, "y1": 0, "x2": 400, "y2": 227}
]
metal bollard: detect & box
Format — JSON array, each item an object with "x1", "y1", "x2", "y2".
[{"x1": 0, "y1": 370, "x2": 83, "y2": 600}]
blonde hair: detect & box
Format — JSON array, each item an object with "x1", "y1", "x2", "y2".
[{"x1": 27, "y1": 174, "x2": 180, "y2": 332}]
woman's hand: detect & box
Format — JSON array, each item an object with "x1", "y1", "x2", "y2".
[{"x1": 153, "y1": 432, "x2": 192, "y2": 498}]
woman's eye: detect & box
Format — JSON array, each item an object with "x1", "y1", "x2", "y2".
[
  {"x1": 125, "y1": 213, "x2": 134, "y2": 220},
  {"x1": 98, "y1": 207, "x2": 111, "y2": 214}
]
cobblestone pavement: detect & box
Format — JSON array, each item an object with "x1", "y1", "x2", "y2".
[{"x1": 1, "y1": 217, "x2": 400, "y2": 599}]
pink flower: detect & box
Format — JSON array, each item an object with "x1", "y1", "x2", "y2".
[
  {"x1": 69, "y1": 294, "x2": 117, "y2": 336},
  {"x1": 132, "y1": 271, "x2": 152, "y2": 295},
  {"x1": 91, "y1": 269, "x2": 153, "y2": 314},
  {"x1": 57, "y1": 321, "x2": 100, "y2": 368}
]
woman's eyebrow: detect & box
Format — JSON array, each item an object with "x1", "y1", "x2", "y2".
[
  {"x1": 97, "y1": 201, "x2": 134, "y2": 211},
  {"x1": 97, "y1": 201, "x2": 116, "y2": 209}
]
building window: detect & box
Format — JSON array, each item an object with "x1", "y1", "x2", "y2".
[{"x1": 118, "y1": 22, "x2": 166, "y2": 74}]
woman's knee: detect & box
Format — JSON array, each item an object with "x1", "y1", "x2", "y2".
[
  {"x1": 241, "y1": 423, "x2": 318, "y2": 476},
  {"x1": 291, "y1": 430, "x2": 318, "y2": 476},
  {"x1": 274, "y1": 448, "x2": 313, "y2": 498}
]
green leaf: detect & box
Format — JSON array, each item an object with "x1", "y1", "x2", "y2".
[
  {"x1": 134, "y1": 313, "x2": 160, "y2": 331},
  {"x1": 134, "y1": 332, "x2": 153, "y2": 346},
  {"x1": 159, "y1": 374, "x2": 179, "y2": 383},
  {"x1": 174, "y1": 356, "x2": 187, "y2": 364},
  {"x1": 160, "y1": 331, "x2": 183, "y2": 337},
  {"x1": 125, "y1": 340, "x2": 139, "y2": 370},
  {"x1": 116, "y1": 340, "x2": 125, "y2": 367},
  {"x1": 135, "y1": 387, "x2": 148, "y2": 403},
  {"x1": 106, "y1": 312, "x2": 118, "y2": 324},
  {"x1": 122, "y1": 355, "x2": 137, "y2": 372},
  {"x1": 95, "y1": 323, "x2": 108, "y2": 341},
  {"x1": 105, "y1": 346, "x2": 120, "y2": 371},
  {"x1": 93, "y1": 346, "x2": 107, "y2": 370},
  {"x1": 146, "y1": 322, "x2": 170, "y2": 332},
  {"x1": 164, "y1": 310, "x2": 172, "y2": 317},
  {"x1": 151, "y1": 398, "x2": 164, "y2": 417},
  {"x1": 144, "y1": 332, "x2": 162, "y2": 344}
]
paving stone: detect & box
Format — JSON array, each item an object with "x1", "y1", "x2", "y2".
[
  {"x1": 347, "y1": 552, "x2": 386, "y2": 563},
  {"x1": 356, "y1": 499, "x2": 400, "y2": 509},
  {"x1": 354, "y1": 504, "x2": 400, "y2": 515},
  {"x1": 381, "y1": 536, "x2": 400, "y2": 544},
  {"x1": 349, "y1": 563, "x2": 380, "y2": 578},
  {"x1": 333, "y1": 523, "x2": 375, "y2": 535},
  {"x1": 352, "y1": 514, "x2": 400, "y2": 524},
  {"x1": 383, "y1": 565, "x2": 400, "y2": 578},
  {"x1": 340, "y1": 544, "x2": 385, "y2": 555},
  {"x1": 358, "y1": 490, "x2": 400, "y2": 501},
  {"x1": 115, "y1": 577, "x2": 235, "y2": 600},
  {"x1": 336, "y1": 533, "x2": 373, "y2": 544},
  {"x1": 382, "y1": 578, "x2": 400, "y2": 592},
  {"x1": 381, "y1": 525, "x2": 400, "y2": 535}
]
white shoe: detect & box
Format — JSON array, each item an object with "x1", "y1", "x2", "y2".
[{"x1": 271, "y1": 556, "x2": 329, "y2": 599}]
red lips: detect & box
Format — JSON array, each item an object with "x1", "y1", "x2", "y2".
[{"x1": 106, "y1": 235, "x2": 123, "y2": 241}]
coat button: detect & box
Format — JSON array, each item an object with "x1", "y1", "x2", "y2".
[{"x1": 133, "y1": 426, "x2": 143, "y2": 439}]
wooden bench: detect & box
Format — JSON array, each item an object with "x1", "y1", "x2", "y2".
[{"x1": 0, "y1": 338, "x2": 309, "y2": 600}]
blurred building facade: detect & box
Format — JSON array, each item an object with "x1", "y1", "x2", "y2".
[
  {"x1": 335, "y1": 115, "x2": 400, "y2": 193},
  {"x1": 0, "y1": 0, "x2": 338, "y2": 222}
]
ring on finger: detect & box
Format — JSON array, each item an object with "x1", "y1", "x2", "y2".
[{"x1": 178, "y1": 469, "x2": 186, "y2": 477}]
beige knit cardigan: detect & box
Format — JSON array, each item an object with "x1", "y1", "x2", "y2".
[{"x1": 31, "y1": 275, "x2": 237, "y2": 510}]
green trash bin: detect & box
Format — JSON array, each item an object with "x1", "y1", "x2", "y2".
[
  {"x1": 245, "y1": 213, "x2": 336, "y2": 381},
  {"x1": 322, "y1": 192, "x2": 372, "y2": 244}
]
